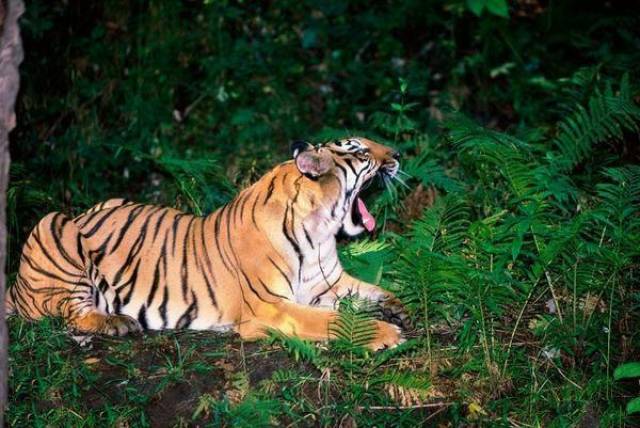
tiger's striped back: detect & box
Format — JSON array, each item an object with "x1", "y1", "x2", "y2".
[{"x1": 7, "y1": 138, "x2": 408, "y2": 350}]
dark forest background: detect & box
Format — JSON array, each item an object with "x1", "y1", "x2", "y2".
[{"x1": 6, "y1": 0, "x2": 640, "y2": 426}]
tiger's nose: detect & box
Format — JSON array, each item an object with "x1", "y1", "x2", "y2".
[{"x1": 391, "y1": 150, "x2": 401, "y2": 161}]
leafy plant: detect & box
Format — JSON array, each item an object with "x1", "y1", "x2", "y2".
[{"x1": 614, "y1": 363, "x2": 640, "y2": 415}]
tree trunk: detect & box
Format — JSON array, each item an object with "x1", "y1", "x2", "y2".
[{"x1": 0, "y1": 0, "x2": 23, "y2": 425}]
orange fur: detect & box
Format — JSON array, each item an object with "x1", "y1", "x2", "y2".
[{"x1": 6, "y1": 138, "x2": 407, "y2": 350}]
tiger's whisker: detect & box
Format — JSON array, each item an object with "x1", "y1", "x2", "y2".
[
  {"x1": 385, "y1": 175, "x2": 398, "y2": 201},
  {"x1": 392, "y1": 174, "x2": 412, "y2": 190}
]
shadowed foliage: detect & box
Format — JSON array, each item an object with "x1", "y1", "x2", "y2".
[{"x1": 6, "y1": 0, "x2": 640, "y2": 426}]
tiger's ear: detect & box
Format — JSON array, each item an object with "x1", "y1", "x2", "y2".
[
  {"x1": 292, "y1": 143, "x2": 334, "y2": 178},
  {"x1": 290, "y1": 140, "x2": 313, "y2": 158}
]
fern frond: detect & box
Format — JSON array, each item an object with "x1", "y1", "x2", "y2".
[
  {"x1": 404, "y1": 151, "x2": 464, "y2": 193},
  {"x1": 376, "y1": 370, "x2": 431, "y2": 391},
  {"x1": 446, "y1": 116, "x2": 542, "y2": 201},
  {"x1": 340, "y1": 239, "x2": 393, "y2": 285},
  {"x1": 330, "y1": 298, "x2": 378, "y2": 350},
  {"x1": 266, "y1": 331, "x2": 320, "y2": 364},
  {"x1": 553, "y1": 74, "x2": 640, "y2": 171},
  {"x1": 406, "y1": 195, "x2": 470, "y2": 254},
  {"x1": 154, "y1": 154, "x2": 234, "y2": 214},
  {"x1": 591, "y1": 166, "x2": 640, "y2": 255},
  {"x1": 392, "y1": 196, "x2": 471, "y2": 325}
]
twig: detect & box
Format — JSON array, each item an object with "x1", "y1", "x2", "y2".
[
  {"x1": 423, "y1": 405, "x2": 447, "y2": 422},
  {"x1": 531, "y1": 232, "x2": 563, "y2": 324},
  {"x1": 502, "y1": 279, "x2": 539, "y2": 375},
  {"x1": 547, "y1": 358, "x2": 583, "y2": 390},
  {"x1": 508, "y1": 416, "x2": 537, "y2": 428},
  {"x1": 359, "y1": 401, "x2": 454, "y2": 410}
]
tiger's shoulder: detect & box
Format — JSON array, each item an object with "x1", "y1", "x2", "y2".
[{"x1": 81, "y1": 198, "x2": 131, "y2": 216}]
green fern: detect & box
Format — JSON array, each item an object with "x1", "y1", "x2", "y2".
[
  {"x1": 212, "y1": 395, "x2": 282, "y2": 428},
  {"x1": 553, "y1": 74, "x2": 640, "y2": 171},
  {"x1": 153, "y1": 153, "x2": 234, "y2": 215},
  {"x1": 403, "y1": 151, "x2": 464, "y2": 193},
  {"x1": 266, "y1": 331, "x2": 320, "y2": 364},
  {"x1": 392, "y1": 196, "x2": 471, "y2": 329},
  {"x1": 375, "y1": 370, "x2": 431, "y2": 391},
  {"x1": 330, "y1": 298, "x2": 378, "y2": 351},
  {"x1": 590, "y1": 166, "x2": 640, "y2": 265}
]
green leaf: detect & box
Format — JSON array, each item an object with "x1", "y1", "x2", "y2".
[
  {"x1": 486, "y1": 0, "x2": 509, "y2": 17},
  {"x1": 302, "y1": 28, "x2": 317, "y2": 49},
  {"x1": 399, "y1": 78, "x2": 408, "y2": 94},
  {"x1": 614, "y1": 362, "x2": 640, "y2": 380},
  {"x1": 511, "y1": 220, "x2": 529, "y2": 261},
  {"x1": 627, "y1": 397, "x2": 640, "y2": 415},
  {"x1": 466, "y1": 0, "x2": 486, "y2": 16}
]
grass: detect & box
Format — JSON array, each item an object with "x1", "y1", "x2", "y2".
[
  {"x1": 6, "y1": 258, "x2": 638, "y2": 427},
  {"x1": 7, "y1": 317, "x2": 449, "y2": 427}
]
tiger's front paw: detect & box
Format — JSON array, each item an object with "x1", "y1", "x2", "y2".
[
  {"x1": 379, "y1": 294, "x2": 412, "y2": 332},
  {"x1": 368, "y1": 320, "x2": 404, "y2": 351},
  {"x1": 101, "y1": 314, "x2": 143, "y2": 336}
]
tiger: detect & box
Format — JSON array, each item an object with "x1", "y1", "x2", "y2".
[{"x1": 6, "y1": 137, "x2": 409, "y2": 350}]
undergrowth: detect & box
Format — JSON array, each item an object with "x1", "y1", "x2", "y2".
[{"x1": 7, "y1": 0, "x2": 640, "y2": 426}]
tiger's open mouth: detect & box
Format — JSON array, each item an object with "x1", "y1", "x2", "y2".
[
  {"x1": 350, "y1": 176, "x2": 377, "y2": 233},
  {"x1": 352, "y1": 196, "x2": 376, "y2": 232},
  {"x1": 344, "y1": 162, "x2": 398, "y2": 236}
]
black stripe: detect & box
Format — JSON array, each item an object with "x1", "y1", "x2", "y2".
[
  {"x1": 239, "y1": 188, "x2": 253, "y2": 222},
  {"x1": 121, "y1": 260, "x2": 140, "y2": 306},
  {"x1": 181, "y1": 216, "x2": 196, "y2": 302},
  {"x1": 250, "y1": 193, "x2": 260, "y2": 228},
  {"x1": 138, "y1": 305, "x2": 148, "y2": 330},
  {"x1": 282, "y1": 203, "x2": 304, "y2": 284},
  {"x1": 29, "y1": 222, "x2": 84, "y2": 278},
  {"x1": 82, "y1": 206, "x2": 123, "y2": 238},
  {"x1": 51, "y1": 214, "x2": 84, "y2": 269},
  {"x1": 263, "y1": 176, "x2": 277, "y2": 204},
  {"x1": 159, "y1": 286, "x2": 169, "y2": 328},
  {"x1": 303, "y1": 225, "x2": 314, "y2": 248},
  {"x1": 76, "y1": 233, "x2": 86, "y2": 265},
  {"x1": 176, "y1": 293, "x2": 198, "y2": 329},
  {"x1": 311, "y1": 271, "x2": 344, "y2": 305},
  {"x1": 199, "y1": 217, "x2": 219, "y2": 308},
  {"x1": 257, "y1": 277, "x2": 288, "y2": 300},
  {"x1": 19, "y1": 254, "x2": 83, "y2": 285},
  {"x1": 152, "y1": 209, "x2": 170, "y2": 242},
  {"x1": 343, "y1": 157, "x2": 358, "y2": 175},
  {"x1": 238, "y1": 269, "x2": 271, "y2": 303},
  {"x1": 146, "y1": 249, "x2": 164, "y2": 306},
  {"x1": 268, "y1": 256, "x2": 293, "y2": 293},
  {"x1": 108, "y1": 205, "x2": 147, "y2": 255},
  {"x1": 91, "y1": 233, "x2": 113, "y2": 266},
  {"x1": 292, "y1": 175, "x2": 303, "y2": 204},
  {"x1": 75, "y1": 208, "x2": 104, "y2": 228},
  {"x1": 113, "y1": 292, "x2": 122, "y2": 314},
  {"x1": 213, "y1": 208, "x2": 234, "y2": 273},
  {"x1": 171, "y1": 214, "x2": 186, "y2": 257},
  {"x1": 111, "y1": 220, "x2": 147, "y2": 287}
]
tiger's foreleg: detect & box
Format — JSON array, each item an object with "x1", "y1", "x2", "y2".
[
  {"x1": 310, "y1": 273, "x2": 412, "y2": 331},
  {"x1": 236, "y1": 300, "x2": 403, "y2": 351},
  {"x1": 12, "y1": 212, "x2": 141, "y2": 336}
]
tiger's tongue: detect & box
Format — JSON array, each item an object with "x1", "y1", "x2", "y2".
[{"x1": 357, "y1": 197, "x2": 376, "y2": 232}]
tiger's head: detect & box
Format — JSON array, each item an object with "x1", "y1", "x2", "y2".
[{"x1": 291, "y1": 137, "x2": 400, "y2": 237}]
